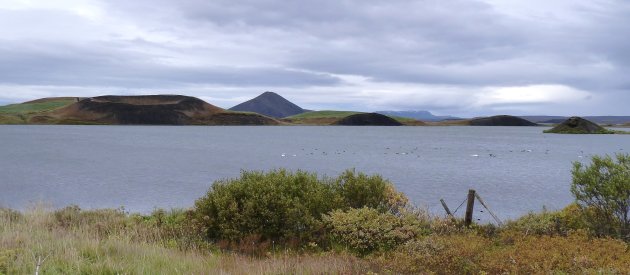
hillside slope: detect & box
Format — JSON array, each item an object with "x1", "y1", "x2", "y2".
[
  {"x1": 0, "y1": 97, "x2": 78, "y2": 124},
  {"x1": 28, "y1": 95, "x2": 280, "y2": 125}
]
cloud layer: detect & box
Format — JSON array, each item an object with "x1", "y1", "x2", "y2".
[{"x1": 0, "y1": 0, "x2": 628, "y2": 116}]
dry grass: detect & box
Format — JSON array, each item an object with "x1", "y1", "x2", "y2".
[
  {"x1": 3, "y1": 205, "x2": 630, "y2": 274},
  {"x1": 0, "y1": 206, "x2": 369, "y2": 275},
  {"x1": 374, "y1": 229, "x2": 630, "y2": 274}
]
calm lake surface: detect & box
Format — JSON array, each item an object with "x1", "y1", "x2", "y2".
[{"x1": 1, "y1": 125, "x2": 628, "y2": 221}]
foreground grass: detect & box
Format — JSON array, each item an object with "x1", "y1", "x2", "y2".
[
  {"x1": 376, "y1": 228, "x2": 630, "y2": 274},
  {"x1": 0, "y1": 206, "x2": 369, "y2": 274},
  {"x1": 2, "y1": 206, "x2": 630, "y2": 274}
]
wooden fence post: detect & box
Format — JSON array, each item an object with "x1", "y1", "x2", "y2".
[
  {"x1": 440, "y1": 198, "x2": 453, "y2": 217},
  {"x1": 474, "y1": 192, "x2": 503, "y2": 226},
  {"x1": 464, "y1": 189, "x2": 476, "y2": 227}
]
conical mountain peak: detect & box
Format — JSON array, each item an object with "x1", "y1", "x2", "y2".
[{"x1": 229, "y1": 92, "x2": 305, "y2": 118}]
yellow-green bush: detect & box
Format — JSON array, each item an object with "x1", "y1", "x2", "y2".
[
  {"x1": 324, "y1": 207, "x2": 430, "y2": 255},
  {"x1": 504, "y1": 204, "x2": 591, "y2": 237}
]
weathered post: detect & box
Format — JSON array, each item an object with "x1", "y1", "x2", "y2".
[
  {"x1": 464, "y1": 189, "x2": 476, "y2": 227},
  {"x1": 474, "y1": 192, "x2": 503, "y2": 226},
  {"x1": 440, "y1": 198, "x2": 453, "y2": 217}
]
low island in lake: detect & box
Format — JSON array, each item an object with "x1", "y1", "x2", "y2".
[{"x1": 544, "y1": 117, "x2": 616, "y2": 134}]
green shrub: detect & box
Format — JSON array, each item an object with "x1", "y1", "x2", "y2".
[
  {"x1": 193, "y1": 169, "x2": 338, "y2": 243},
  {"x1": 333, "y1": 169, "x2": 408, "y2": 213},
  {"x1": 192, "y1": 169, "x2": 408, "y2": 246},
  {"x1": 505, "y1": 204, "x2": 589, "y2": 236},
  {"x1": 323, "y1": 207, "x2": 429, "y2": 255},
  {"x1": 571, "y1": 153, "x2": 630, "y2": 239}
]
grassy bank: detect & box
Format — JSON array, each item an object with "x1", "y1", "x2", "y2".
[{"x1": 2, "y1": 206, "x2": 629, "y2": 274}]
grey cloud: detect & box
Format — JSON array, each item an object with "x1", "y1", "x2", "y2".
[
  {"x1": 0, "y1": 40, "x2": 340, "y2": 88},
  {"x1": 127, "y1": 0, "x2": 629, "y2": 90},
  {"x1": 0, "y1": 0, "x2": 629, "y2": 115}
]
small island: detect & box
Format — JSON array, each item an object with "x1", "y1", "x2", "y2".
[
  {"x1": 544, "y1": 116, "x2": 615, "y2": 134},
  {"x1": 429, "y1": 115, "x2": 538, "y2": 126},
  {"x1": 469, "y1": 115, "x2": 538, "y2": 126}
]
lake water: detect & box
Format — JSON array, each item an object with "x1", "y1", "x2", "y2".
[{"x1": 1, "y1": 125, "x2": 628, "y2": 222}]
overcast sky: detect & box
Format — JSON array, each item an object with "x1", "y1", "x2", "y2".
[{"x1": 0, "y1": 0, "x2": 628, "y2": 116}]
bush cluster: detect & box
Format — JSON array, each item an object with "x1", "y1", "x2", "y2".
[{"x1": 192, "y1": 169, "x2": 412, "y2": 249}]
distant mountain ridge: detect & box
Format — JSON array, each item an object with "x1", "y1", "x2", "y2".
[
  {"x1": 229, "y1": 91, "x2": 305, "y2": 118},
  {"x1": 376, "y1": 110, "x2": 461, "y2": 121}
]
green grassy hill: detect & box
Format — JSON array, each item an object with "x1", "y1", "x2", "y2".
[
  {"x1": 0, "y1": 98, "x2": 77, "y2": 115},
  {"x1": 0, "y1": 98, "x2": 77, "y2": 124}
]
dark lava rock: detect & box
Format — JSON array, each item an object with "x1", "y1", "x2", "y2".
[
  {"x1": 229, "y1": 91, "x2": 305, "y2": 118},
  {"x1": 544, "y1": 116, "x2": 612, "y2": 134},
  {"x1": 332, "y1": 113, "x2": 403, "y2": 126},
  {"x1": 469, "y1": 115, "x2": 538, "y2": 126},
  {"x1": 73, "y1": 95, "x2": 220, "y2": 125}
]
